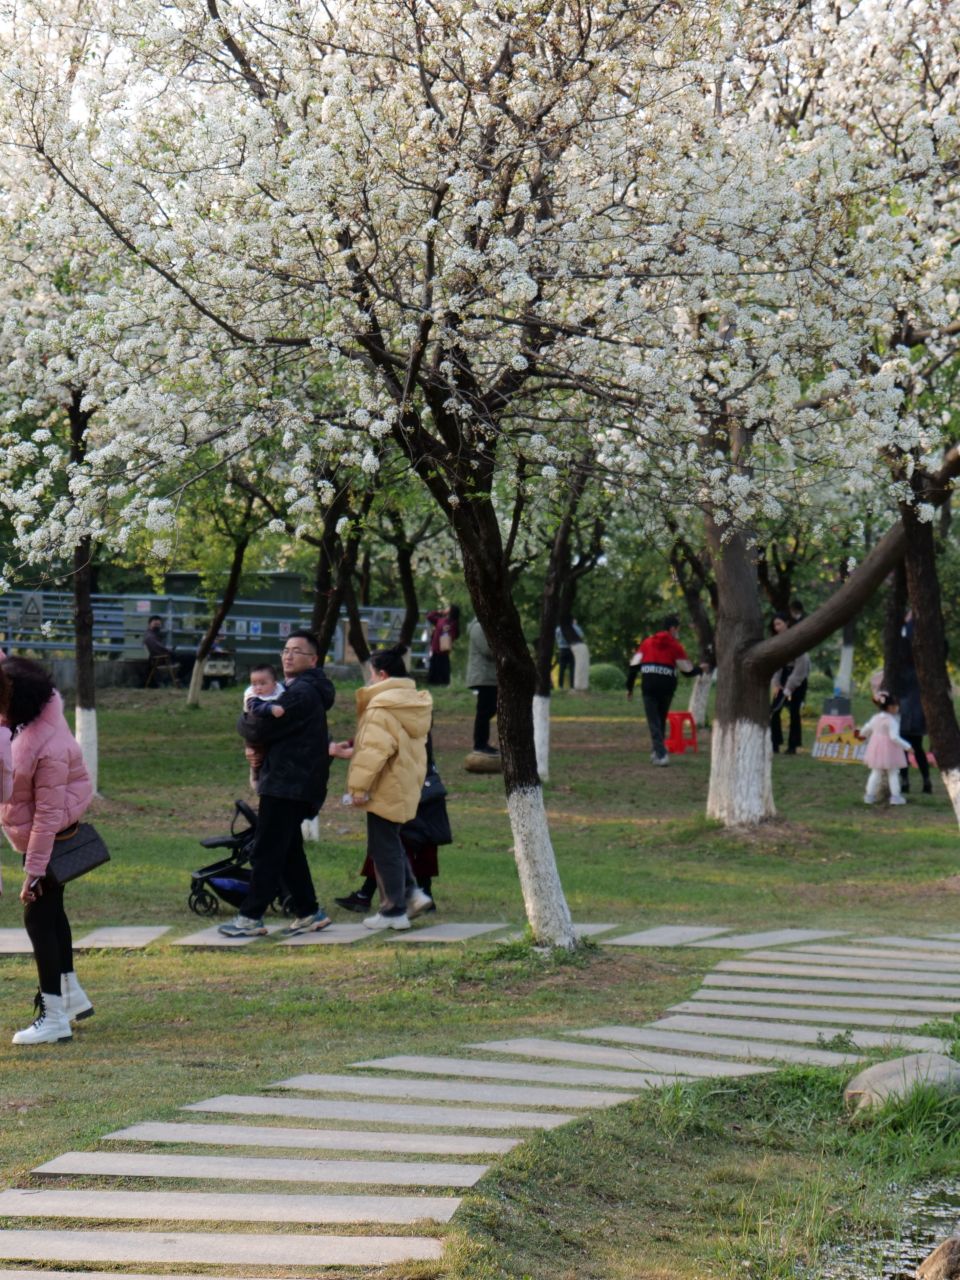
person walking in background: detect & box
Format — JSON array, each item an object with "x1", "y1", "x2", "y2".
[
  {"x1": 896, "y1": 610, "x2": 933, "y2": 795},
  {"x1": 861, "y1": 691, "x2": 912, "y2": 806},
  {"x1": 345, "y1": 645, "x2": 434, "y2": 930},
  {"x1": 220, "y1": 629, "x2": 346, "y2": 938},
  {"x1": 769, "y1": 612, "x2": 810, "y2": 755},
  {"x1": 426, "y1": 605, "x2": 460, "y2": 686},
  {"x1": 467, "y1": 618, "x2": 498, "y2": 755},
  {"x1": 0, "y1": 658, "x2": 94, "y2": 1045},
  {"x1": 555, "y1": 620, "x2": 584, "y2": 690},
  {"x1": 627, "y1": 614, "x2": 703, "y2": 766}
]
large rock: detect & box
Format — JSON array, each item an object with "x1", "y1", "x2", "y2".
[
  {"x1": 844, "y1": 1053, "x2": 960, "y2": 1112},
  {"x1": 918, "y1": 1235, "x2": 960, "y2": 1279}
]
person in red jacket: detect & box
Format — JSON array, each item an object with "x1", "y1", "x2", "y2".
[{"x1": 627, "y1": 615, "x2": 703, "y2": 766}]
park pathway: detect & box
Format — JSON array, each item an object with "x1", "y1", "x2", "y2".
[{"x1": 0, "y1": 926, "x2": 957, "y2": 1275}]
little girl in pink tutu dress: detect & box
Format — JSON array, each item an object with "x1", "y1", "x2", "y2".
[{"x1": 861, "y1": 692, "x2": 913, "y2": 806}]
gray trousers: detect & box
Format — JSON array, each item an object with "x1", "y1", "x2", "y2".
[{"x1": 367, "y1": 811, "x2": 416, "y2": 914}]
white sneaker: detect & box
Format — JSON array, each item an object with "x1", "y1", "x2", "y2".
[
  {"x1": 653, "y1": 754, "x2": 670, "y2": 767},
  {"x1": 363, "y1": 912, "x2": 412, "y2": 931},
  {"x1": 12, "y1": 993, "x2": 72, "y2": 1045},
  {"x1": 406, "y1": 888, "x2": 434, "y2": 919},
  {"x1": 864, "y1": 795, "x2": 877, "y2": 804},
  {"x1": 61, "y1": 972, "x2": 94, "y2": 1022},
  {"x1": 889, "y1": 795, "x2": 907, "y2": 806}
]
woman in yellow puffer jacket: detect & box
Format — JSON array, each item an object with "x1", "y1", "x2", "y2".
[{"x1": 347, "y1": 645, "x2": 434, "y2": 930}]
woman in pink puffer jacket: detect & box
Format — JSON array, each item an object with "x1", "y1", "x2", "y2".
[{"x1": 0, "y1": 657, "x2": 93, "y2": 1045}]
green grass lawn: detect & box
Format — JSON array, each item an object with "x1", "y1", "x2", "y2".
[{"x1": 0, "y1": 685, "x2": 957, "y2": 1278}]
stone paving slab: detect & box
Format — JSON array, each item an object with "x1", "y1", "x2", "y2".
[
  {"x1": 35, "y1": 1151, "x2": 487, "y2": 1189},
  {"x1": 691, "y1": 987, "x2": 960, "y2": 1014},
  {"x1": 571, "y1": 923, "x2": 619, "y2": 937},
  {"x1": 463, "y1": 1041, "x2": 766, "y2": 1079},
  {"x1": 747, "y1": 947, "x2": 960, "y2": 973},
  {"x1": 689, "y1": 929, "x2": 845, "y2": 950},
  {"x1": 655, "y1": 1014, "x2": 943, "y2": 1052},
  {"x1": 351, "y1": 1053, "x2": 678, "y2": 1090},
  {"x1": 74, "y1": 928, "x2": 170, "y2": 949},
  {"x1": 274, "y1": 1071, "x2": 630, "y2": 1109},
  {"x1": 568, "y1": 1025, "x2": 858, "y2": 1066},
  {"x1": 718, "y1": 959, "x2": 960, "y2": 986},
  {"x1": 277, "y1": 924, "x2": 370, "y2": 946},
  {"x1": 107, "y1": 1120, "x2": 519, "y2": 1157},
  {"x1": 0, "y1": 1187, "x2": 460, "y2": 1225},
  {"x1": 701, "y1": 973, "x2": 960, "y2": 999},
  {"x1": 0, "y1": 1272, "x2": 269, "y2": 1280},
  {"x1": 169, "y1": 925, "x2": 283, "y2": 947},
  {"x1": 672, "y1": 998, "x2": 931, "y2": 1028},
  {"x1": 0, "y1": 930, "x2": 32, "y2": 954},
  {"x1": 394, "y1": 923, "x2": 508, "y2": 943},
  {"x1": 0, "y1": 1230, "x2": 442, "y2": 1266},
  {"x1": 184, "y1": 1093, "x2": 575, "y2": 1131},
  {"x1": 601, "y1": 926, "x2": 731, "y2": 947},
  {"x1": 852, "y1": 935, "x2": 960, "y2": 955}
]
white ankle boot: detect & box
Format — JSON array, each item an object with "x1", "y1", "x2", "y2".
[
  {"x1": 12, "y1": 993, "x2": 72, "y2": 1045},
  {"x1": 61, "y1": 972, "x2": 94, "y2": 1022}
]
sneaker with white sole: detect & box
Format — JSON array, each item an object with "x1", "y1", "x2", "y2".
[
  {"x1": 406, "y1": 888, "x2": 434, "y2": 919},
  {"x1": 889, "y1": 795, "x2": 907, "y2": 806},
  {"x1": 653, "y1": 754, "x2": 670, "y2": 767},
  {"x1": 12, "y1": 993, "x2": 72, "y2": 1045},
  {"x1": 218, "y1": 914, "x2": 268, "y2": 937},
  {"x1": 280, "y1": 910, "x2": 332, "y2": 936},
  {"x1": 363, "y1": 912, "x2": 412, "y2": 931}
]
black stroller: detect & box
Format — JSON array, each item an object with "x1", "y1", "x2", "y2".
[{"x1": 188, "y1": 799, "x2": 293, "y2": 917}]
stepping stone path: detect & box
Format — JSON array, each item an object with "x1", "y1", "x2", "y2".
[
  {"x1": 4, "y1": 922, "x2": 959, "y2": 1274},
  {"x1": 74, "y1": 927, "x2": 170, "y2": 948}
]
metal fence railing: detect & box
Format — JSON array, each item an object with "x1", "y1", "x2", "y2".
[{"x1": 0, "y1": 590, "x2": 427, "y2": 670}]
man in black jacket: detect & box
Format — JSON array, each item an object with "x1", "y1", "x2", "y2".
[{"x1": 219, "y1": 629, "x2": 346, "y2": 938}]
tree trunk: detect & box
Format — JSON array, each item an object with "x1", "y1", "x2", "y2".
[
  {"x1": 344, "y1": 576, "x2": 371, "y2": 673},
  {"x1": 571, "y1": 642, "x2": 590, "y2": 690},
  {"x1": 688, "y1": 671, "x2": 714, "y2": 727},
  {"x1": 186, "y1": 535, "x2": 249, "y2": 708},
  {"x1": 68, "y1": 396, "x2": 98, "y2": 791},
  {"x1": 454, "y1": 497, "x2": 576, "y2": 948},
  {"x1": 394, "y1": 545, "x2": 419, "y2": 649},
  {"x1": 900, "y1": 493, "x2": 960, "y2": 822},
  {"x1": 704, "y1": 519, "x2": 775, "y2": 824},
  {"x1": 836, "y1": 619, "x2": 856, "y2": 697},
  {"x1": 73, "y1": 534, "x2": 98, "y2": 793},
  {"x1": 882, "y1": 563, "x2": 908, "y2": 692}
]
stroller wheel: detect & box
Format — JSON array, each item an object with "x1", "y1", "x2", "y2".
[
  {"x1": 189, "y1": 888, "x2": 219, "y2": 917},
  {"x1": 280, "y1": 894, "x2": 296, "y2": 918}
]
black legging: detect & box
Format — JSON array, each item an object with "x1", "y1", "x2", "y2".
[
  {"x1": 900, "y1": 733, "x2": 931, "y2": 789},
  {"x1": 23, "y1": 879, "x2": 73, "y2": 996}
]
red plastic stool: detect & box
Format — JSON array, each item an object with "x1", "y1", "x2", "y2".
[{"x1": 665, "y1": 711, "x2": 698, "y2": 755}]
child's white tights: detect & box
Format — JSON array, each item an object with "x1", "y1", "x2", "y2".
[{"x1": 865, "y1": 768, "x2": 905, "y2": 804}]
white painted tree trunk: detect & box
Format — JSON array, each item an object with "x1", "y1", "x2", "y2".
[
  {"x1": 533, "y1": 694, "x2": 551, "y2": 782},
  {"x1": 301, "y1": 817, "x2": 320, "y2": 842},
  {"x1": 706, "y1": 719, "x2": 775, "y2": 825},
  {"x1": 506, "y1": 786, "x2": 576, "y2": 948},
  {"x1": 688, "y1": 671, "x2": 714, "y2": 727},
  {"x1": 186, "y1": 659, "x2": 204, "y2": 708},
  {"x1": 571, "y1": 642, "x2": 590, "y2": 690},
  {"x1": 837, "y1": 642, "x2": 855, "y2": 696},
  {"x1": 75, "y1": 706, "x2": 99, "y2": 795},
  {"x1": 941, "y1": 769, "x2": 960, "y2": 829}
]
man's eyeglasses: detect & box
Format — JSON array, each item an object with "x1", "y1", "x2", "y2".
[{"x1": 283, "y1": 647, "x2": 314, "y2": 657}]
